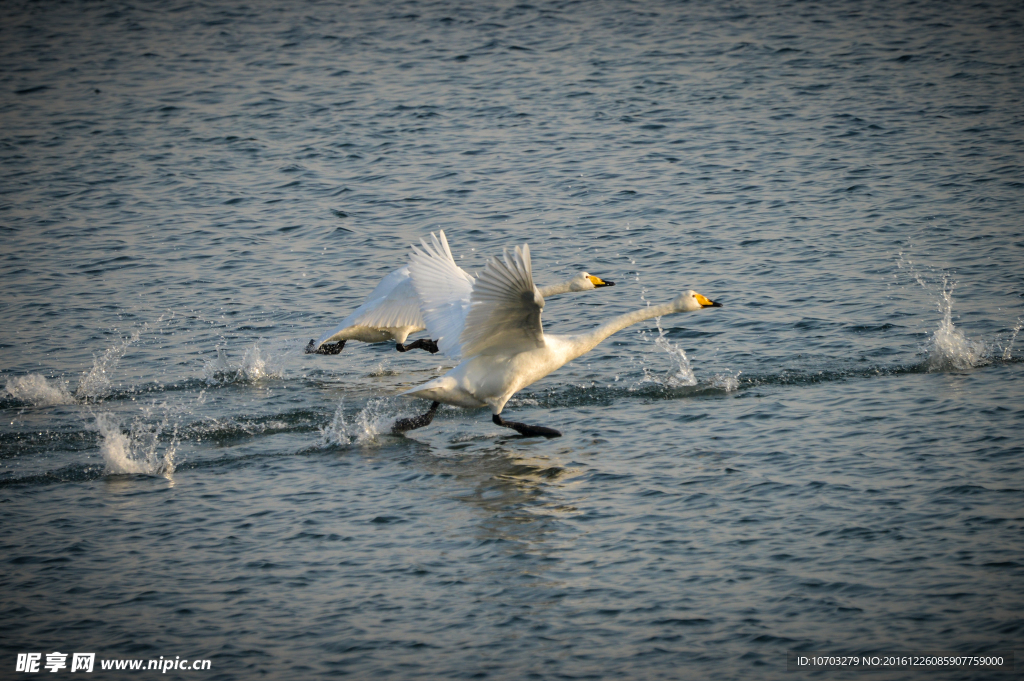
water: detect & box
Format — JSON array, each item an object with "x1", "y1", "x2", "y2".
[{"x1": 2, "y1": 0, "x2": 1022, "y2": 678}]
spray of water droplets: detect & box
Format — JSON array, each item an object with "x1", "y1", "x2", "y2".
[
  {"x1": 320, "y1": 398, "x2": 412, "y2": 446},
  {"x1": 202, "y1": 341, "x2": 294, "y2": 384},
  {"x1": 896, "y1": 254, "x2": 989, "y2": 371},
  {"x1": 93, "y1": 408, "x2": 179, "y2": 477},
  {"x1": 76, "y1": 331, "x2": 140, "y2": 401},
  {"x1": 639, "y1": 319, "x2": 697, "y2": 388},
  {"x1": 4, "y1": 374, "x2": 76, "y2": 406}
]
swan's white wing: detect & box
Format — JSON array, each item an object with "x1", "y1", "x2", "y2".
[
  {"x1": 363, "y1": 266, "x2": 412, "y2": 303},
  {"x1": 460, "y1": 244, "x2": 545, "y2": 357},
  {"x1": 315, "y1": 266, "x2": 423, "y2": 347},
  {"x1": 350, "y1": 275, "x2": 424, "y2": 330},
  {"x1": 408, "y1": 231, "x2": 475, "y2": 358}
]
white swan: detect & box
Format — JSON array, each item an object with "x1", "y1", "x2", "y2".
[
  {"x1": 393, "y1": 237, "x2": 722, "y2": 437},
  {"x1": 305, "y1": 236, "x2": 614, "y2": 356},
  {"x1": 305, "y1": 266, "x2": 426, "y2": 355}
]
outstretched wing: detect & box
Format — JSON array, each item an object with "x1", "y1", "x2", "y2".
[
  {"x1": 315, "y1": 267, "x2": 423, "y2": 347},
  {"x1": 349, "y1": 273, "x2": 424, "y2": 330},
  {"x1": 460, "y1": 244, "x2": 545, "y2": 357},
  {"x1": 408, "y1": 231, "x2": 475, "y2": 358}
]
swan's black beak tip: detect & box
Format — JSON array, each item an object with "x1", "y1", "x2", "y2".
[
  {"x1": 710, "y1": 300, "x2": 722, "y2": 307},
  {"x1": 600, "y1": 280, "x2": 615, "y2": 287}
]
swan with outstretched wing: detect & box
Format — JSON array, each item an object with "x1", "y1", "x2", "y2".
[
  {"x1": 306, "y1": 232, "x2": 614, "y2": 356},
  {"x1": 393, "y1": 235, "x2": 722, "y2": 437}
]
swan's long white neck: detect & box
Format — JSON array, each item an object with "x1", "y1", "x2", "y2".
[
  {"x1": 561, "y1": 300, "x2": 681, "y2": 361},
  {"x1": 537, "y1": 280, "x2": 575, "y2": 297}
]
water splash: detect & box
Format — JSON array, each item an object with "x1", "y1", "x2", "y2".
[
  {"x1": 320, "y1": 400, "x2": 352, "y2": 446},
  {"x1": 895, "y1": 251, "x2": 932, "y2": 292},
  {"x1": 4, "y1": 374, "x2": 76, "y2": 406},
  {"x1": 319, "y1": 398, "x2": 411, "y2": 446},
  {"x1": 93, "y1": 410, "x2": 177, "y2": 476},
  {"x1": 203, "y1": 341, "x2": 291, "y2": 384},
  {"x1": 239, "y1": 343, "x2": 281, "y2": 381},
  {"x1": 640, "y1": 319, "x2": 697, "y2": 388},
  {"x1": 710, "y1": 371, "x2": 742, "y2": 392},
  {"x1": 896, "y1": 255, "x2": 989, "y2": 372},
  {"x1": 925, "y1": 278, "x2": 988, "y2": 372},
  {"x1": 1002, "y1": 319, "x2": 1023, "y2": 361},
  {"x1": 368, "y1": 359, "x2": 401, "y2": 377},
  {"x1": 76, "y1": 331, "x2": 139, "y2": 401}
]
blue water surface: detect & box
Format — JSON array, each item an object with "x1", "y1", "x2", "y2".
[{"x1": 1, "y1": 0, "x2": 1022, "y2": 679}]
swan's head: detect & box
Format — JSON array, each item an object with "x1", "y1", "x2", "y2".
[
  {"x1": 675, "y1": 290, "x2": 722, "y2": 312},
  {"x1": 569, "y1": 272, "x2": 616, "y2": 291}
]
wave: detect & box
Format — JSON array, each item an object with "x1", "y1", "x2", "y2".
[
  {"x1": 0, "y1": 462, "x2": 110, "y2": 488},
  {"x1": 180, "y1": 406, "x2": 332, "y2": 446}
]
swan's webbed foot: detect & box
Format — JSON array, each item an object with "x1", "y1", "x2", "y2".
[
  {"x1": 392, "y1": 401, "x2": 440, "y2": 434},
  {"x1": 305, "y1": 339, "x2": 346, "y2": 355},
  {"x1": 395, "y1": 338, "x2": 440, "y2": 354},
  {"x1": 492, "y1": 414, "x2": 561, "y2": 438}
]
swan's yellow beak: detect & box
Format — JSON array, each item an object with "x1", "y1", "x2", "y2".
[
  {"x1": 588, "y1": 275, "x2": 615, "y2": 287},
  {"x1": 695, "y1": 293, "x2": 722, "y2": 308}
]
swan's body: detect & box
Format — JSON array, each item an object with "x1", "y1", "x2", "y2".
[
  {"x1": 307, "y1": 235, "x2": 612, "y2": 355},
  {"x1": 396, "y1": 235, "x2": 721, "y2": 436}
]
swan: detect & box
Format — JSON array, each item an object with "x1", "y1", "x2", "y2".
[
  {"x1": 304, "y1": 266, "x2": 427, "y2": 355},
  {"x1": 393, "y1": 236, "x2": 722, "y2": 437},
  {"x1": 304, "y1": 237, "x2": 614, "y2": 356}
]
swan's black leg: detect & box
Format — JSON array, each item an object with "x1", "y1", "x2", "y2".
[
  {"x1": 492, "y1": 414, "x2": 561, "y2": 438},
  {"x1": 395, "y1": 338, "x2": 440, "y2": 354},
  {"x1": 306, "y1": 339, "x2": 346, "y2": 355},
  {"x1": 392, "y1": 401, "x2": 440, "y2": 434}
]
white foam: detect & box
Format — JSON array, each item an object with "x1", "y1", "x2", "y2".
[
  {"x1": 94, "y1": 411, "x2": 177, "y2": 477},
  {"x1": 4, "y1": 374, "x2": 76, "y2": 406}
]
